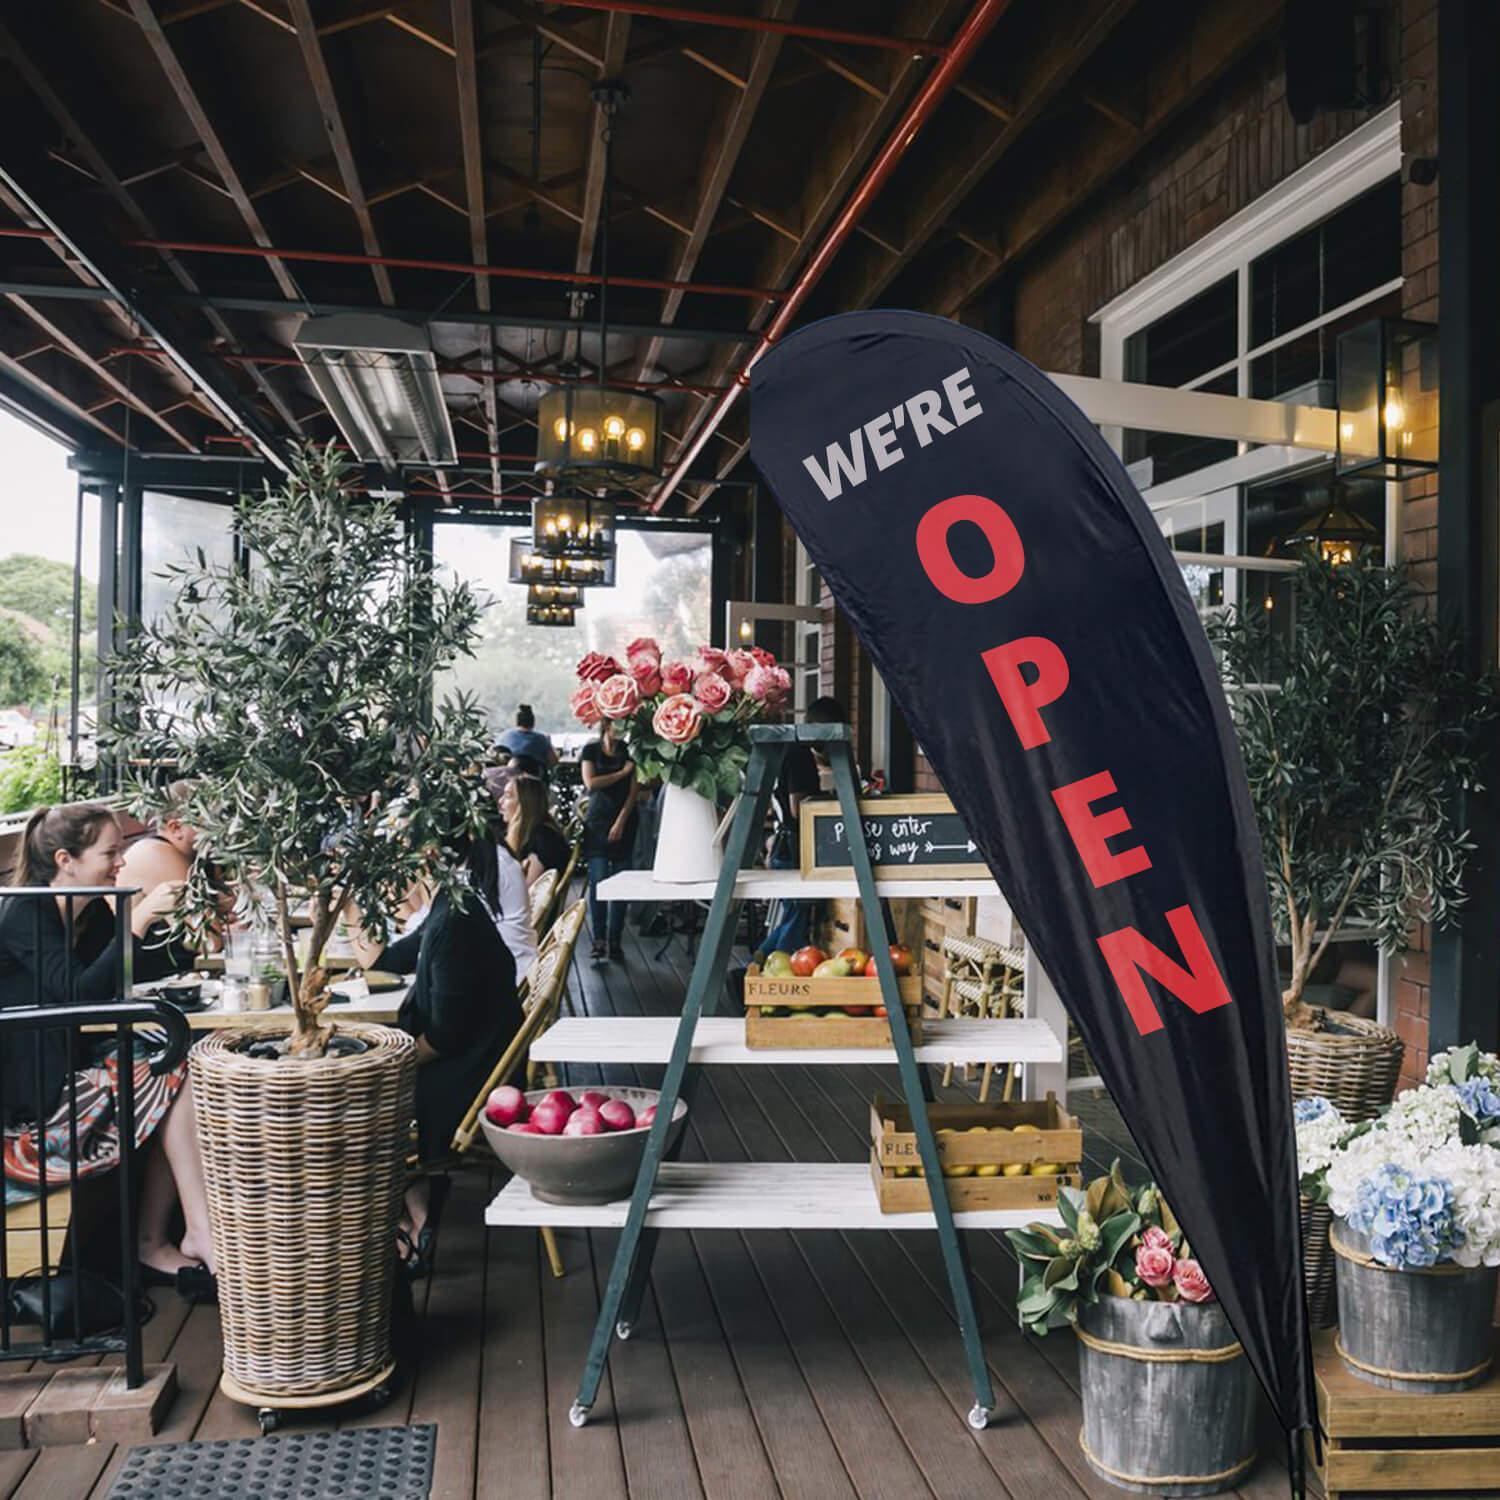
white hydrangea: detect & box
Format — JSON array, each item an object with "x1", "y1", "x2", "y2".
[
  {"x1": 1422, "y1": 1142, "x2": 1500, "y2": 1267},
  {"x1": 1380, "y1": 1085, "x2": 1464, "y2": 1157},
  {"x1": 1295, "y1": 1107, "x2": 1353, "y2": 1180},
  {"x1": 1327, "y1": 1127, "x2": 1413, "y2": 1219},
  {"x1": 1427, "y1": 1045, "x2": 1500, "y2": 1088}
]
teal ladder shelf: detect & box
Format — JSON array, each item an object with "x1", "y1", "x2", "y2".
[{"x1": 485, "y1": 723, "x2": 1065, "y2": 1429}]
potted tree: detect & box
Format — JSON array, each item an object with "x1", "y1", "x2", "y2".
[{"x1": 108, "y1": 443, "x2": 490, "y2": 1424}]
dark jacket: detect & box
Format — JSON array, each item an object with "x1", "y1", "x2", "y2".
[
  {"x1": 377, "y1": 887, "x2": 522, "y2": 1160},
  {"x1": 0, "y1": 894, "x2": 173, "y2": 1125}
]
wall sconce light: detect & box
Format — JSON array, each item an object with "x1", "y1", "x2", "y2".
[{"x1": 1336, "y1": 318, "x2": 1439, "y2": 481}]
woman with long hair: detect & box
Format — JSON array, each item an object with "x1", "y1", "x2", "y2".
[
  {"x1": 0, "y1": 804, "x2": 218, "y2": 1295},
  {"x1": 500, "y1": 774, "x2": 570, "y2": 889}
]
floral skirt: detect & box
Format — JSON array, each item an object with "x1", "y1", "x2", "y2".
[{"x1": 2, "y1": 1042, "x2": 187, "y2": 1199}]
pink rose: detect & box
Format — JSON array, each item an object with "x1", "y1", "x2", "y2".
[
  {"x1": 652, "y1": 693, "x2": 703, "y2": 746},
  {"x1": 722, "y1": 649, "x2": 756, "y2": 688},
  {"x1": 660, "y1": 660, "x2": 694, "y2": 695},
  {"x1": 767, "y1": 666, "x2": 791, "y2": 701},
  {"x1": 1172, "y1": 1258, "x2": 1214, "y2": 1304},
  {"x1": 743, "y1": 664, "x2": 779, "y2": 702},
  {"x1": 625, "y1": 636, "x2": 661, "y2": 665},
  {"x1": 595, "y1": 673, "x2": 640, "y2": 721},
  {"x1": 629, "y1": 656, "x2": 662, "y2": 697},
  {"x1": 1134, "y1": 1244, "x2": 1175, "y2": 1288},
  {"x1": 577, "y1": 651, "x2": 622, "y2": 683},
  {"x1": 748, "y1": 646, "x2": 776, "y2": 668},
  {"x1": 1140, "y1": 1225, "x2": 1173, "y2": 1254},
  {"x1": 692, "y1": 646, "x2": 728, "y2": 678},
  {"x1": 570, "y1": 683, "x2": 602, "y2": 726},
  {"x1": 693, "y1": 672, "x2": 732, "y2": 712}
]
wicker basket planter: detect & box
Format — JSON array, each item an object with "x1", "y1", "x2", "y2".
[{"x1": 190, "y1": 1025, "x2": 417, "y2": 1404}]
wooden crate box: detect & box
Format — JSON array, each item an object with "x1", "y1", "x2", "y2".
[
  {"x1": 1309, "y1": 1326, "x2": 1500, "y2": 1500},
  {"x1": 743, "y1": 969, "x2": 923, "y2": 1049},
  {"x1": 869, "y1": 1092, "x2": 1081, "y2": 1212}
]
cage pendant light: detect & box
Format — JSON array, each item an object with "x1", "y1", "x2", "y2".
[{"x1": 534, "y1": 82, "x2": 661, "y2": 488}]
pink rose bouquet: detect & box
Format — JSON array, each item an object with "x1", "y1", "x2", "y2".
[{"x1": 576, "y1": 638, "x2": 788, "y2": 799}]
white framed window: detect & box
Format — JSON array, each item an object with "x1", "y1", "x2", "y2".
[{"x1": 793, "y1": 538, "x2": 821, "y2": 713}]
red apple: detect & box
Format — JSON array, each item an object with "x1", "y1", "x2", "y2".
[
  {"x1": 863, "y1": 954, "x2": 879, "y2": 978},
  {"x1": 841, "y1": 1004, "x2": 872, "y2": 1017},
  {"x1": 888, "y1": 944, "x2": 915, "y2": 976},
  {"x1": 530, "y1": 1099, "x2": 573, "y2": 1135},
  {"x1": 789, "y1": 945, "x2": 826, "y2": 977},
  {"x1": 541, "y1": 1089, "x2": 577, "y2": 1114},
  {"x1": 563, "y1": 1112, "x2": 605, "y2": 1136},
  {"x1": 598, "y1": 1098, "x2": 637, "y2": 1132},
  {"x1": 837, "y1": 947, "x2": 869, "y2": 973},
  {"x1": 506, "y1": 1122, "x2": 543, "y2": 1134},
  {"x1": 578, "y1": 1090, "x2": 611, "y2": 1111},
  {"x1": 484, "y1": 1084, "x2": 528, "y2": 1127},
  {"x1": 637, "y1": 1104, "x2": 657, "y2": 1128}
]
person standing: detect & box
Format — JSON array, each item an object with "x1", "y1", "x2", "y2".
[
  {"x1": 495, "y1": 704, "x2": 557, "y2": 779},
  {"x1": 579, "y1": 721, "x2": 637, "y2": 962}
]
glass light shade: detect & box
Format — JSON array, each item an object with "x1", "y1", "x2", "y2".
[
  {"x1": 1336, "y1": 319, "x2": 1439, "y2": 481},
  {"x1": 531, "y1": 495, "x2": 616, "y2": 559},
  {"x1": 508, "y1": 535, "x2": 616, "y2": 588},
  {"x1": 526, "y1": 602, "x2": 576, "y2": 627},
  {"x1": 1281, "y1": 497, "x2": 1383, "y2": 566},
  {"x1": 527, "y1": 583, "x2": 585, "y2": 609},
  {"x1": 534, "y1": 385, "x2": 662, "y2": 484}
]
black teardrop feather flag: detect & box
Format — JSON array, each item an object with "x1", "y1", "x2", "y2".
[{"x1": 750, "y1": 310, "x2": 1315, "y2": 1455}]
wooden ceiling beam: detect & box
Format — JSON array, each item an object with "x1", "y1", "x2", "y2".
[
  {"x1": 0, "y1": 17, "x2": 304, "y2": 438},
  {"x1": 286, "y1": 0, "x2": 396, "y2": 304},
  {"x1": 933, "y1": 0, "x2": 1281, "y2": 319},
  {"x1": 490, "y1": 160, "x2": 584, "y2": 224},
  {"x1": 483, "y1": 0, "x2": 603, "y2": 68},
  {"x1": 386, "y1": 13, "x2": 455, "y2": 55},
  {"x1": 126, "y1": 0, "x2": 304, "y2": 302},
  {"x1": 680, "y1": 47, "x2": 746, "y2": 89},
  {"x1": 632, "y1": 1, "x2": 792, "y2": 383},
  {"x1": 5, "y1": 294, "x2": 198, "y2": 450},
  {"x1": 792, "y1": 38, "x2": 887, "y2": 101},
  {"x1": 0, "y1": 333, "x2": 127, "y2": 446},
  {"x1": 829, "y1": 0, "x2": 1139, "y2": 315},
  {"x1": 453, "y1": 0, "x2": 502, "y2": 495}
]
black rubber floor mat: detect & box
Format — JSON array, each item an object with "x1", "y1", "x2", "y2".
[{"x1": 106, "y1": 1423, "x2": 436, "y2": 1499}]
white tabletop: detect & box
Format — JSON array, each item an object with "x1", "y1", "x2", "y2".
[
  {"x1": 130, "y1": 977, "x2": 409, "y2": 1030},
  {"x1": 598, "y1": 868, "x2": 1001, "y2": 902}
]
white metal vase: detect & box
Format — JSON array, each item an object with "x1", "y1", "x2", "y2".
[{"x1": 653, "y1": 780, "x2": 724, "y2": 883}]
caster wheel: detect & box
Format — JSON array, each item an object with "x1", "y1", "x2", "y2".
[
  {"x1": 568, "y1": 1402, "x2": 590, "y2": 1429},
  {"x1": 615, "y1": 1320, "x2": 633, "y2": 1341},
  {"x1": 367, "y1": 1383, "x2": 393, "y2": 1410},
  {"x1": 258, "y1": 1408, "x2": 282, "y2": 1436},
  {"x1": 967, "y1": 1404, "x2": 990, "y2": 1432}
]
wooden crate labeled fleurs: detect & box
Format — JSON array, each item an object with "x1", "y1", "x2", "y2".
[
  {"x1": 743, "y1": 969, "x2": 923, "y2": 1049},
  {"x1": 869, "y1": 1091, "x2": 1082, "y2": 1213}
]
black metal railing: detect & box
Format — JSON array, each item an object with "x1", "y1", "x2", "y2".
[{"x1": 0, "y1": 886, "x2": 190, "y2": 1387}]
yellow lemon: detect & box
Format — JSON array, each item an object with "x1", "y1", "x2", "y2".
[
  {"x1": 942, "y1": 1163, "x2": 974, "y2": 1178},
  {"x1": 1028, "y1": 1162, "x2": 1061, "y2": 1176},
  {"x1": 987, "y1": 1124, "x2": 1011, "y2": 1133},
  {"x1": 974, "y1": 1163, "x2": 1002, "y2": 1177},
  {"x1": 967, "y1": 1124, "x2": 988, "y2": 1133},
  {"x1": 1001, "y1": 1163, "x2": 1028, "y2": 1177},
  {"x1": 1013, "y1": 1122, "x2": 1041, "y2": 1134},
  {"x1": 937, "y1": 1127, "x2": 957, "y2": 1135}
]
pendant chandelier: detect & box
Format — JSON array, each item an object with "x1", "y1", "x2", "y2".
[
  {"x1": 526, "y1": 601, "x2": 577, "y2": 627},
  {"x1": 534, "y1": 82, "x2": 662, "y2": 488},
  {"x1": 532, "y1": 493, "x2": 616, "y2": 560},
  {"x1": 1281, "y1": 485, "x2": 1383, "y2": 567},
  {"x1": 509, "y1": 534, "x2": 617, "y2": 589},
  {"x1": 527, "y1": 583, "x2": 585, "y2": 610}
]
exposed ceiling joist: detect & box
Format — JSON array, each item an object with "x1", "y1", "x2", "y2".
[{"x1": 286, "y1": 0, "x2": 396, "y2": 305}]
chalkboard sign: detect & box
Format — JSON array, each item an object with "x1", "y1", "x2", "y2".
[{"x1": 799, "y1": 794, "x2": 988, "y2": 880}]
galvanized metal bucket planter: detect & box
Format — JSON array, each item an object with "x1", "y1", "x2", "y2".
[
  {"x1": 1332, "y1": 1218, "x2": 1498, "y2": 1393},
  {"x1": 1076, "y1": 1294, "x2": 1257, "y2": 1496}
]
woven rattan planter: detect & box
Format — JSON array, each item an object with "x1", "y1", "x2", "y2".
[
  {"x1": 190, "y1": 1025, "x2": 417, "y2": 1403},
  {"x1": 1286, "y1": 1011, "x2": 1404, "y2": 1123}
]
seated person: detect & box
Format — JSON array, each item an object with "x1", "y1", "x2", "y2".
[
  {"x1": 0, "y1": 803, "x2": 217, "y2": 1294},
  {"x1": 500, "y1": 774, "x2": 571, "y2": 889},
  {"x1": 495, "y1": 703, "x2": 557, "y2": 780},
  {"x1": 349, "y1": 831, "x2": 523, "y2": 1275},
  {"x1": 119, "y1": 779, "x2": 198, "y2": 890}
]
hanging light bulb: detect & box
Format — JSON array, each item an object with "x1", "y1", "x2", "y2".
[
  {"x1": 553, "y1": 415, "x2": 569, "y2": 442},
  {"x1": 626, "y1": 427, "x2": 645, "y2": 452},
  {"x1": 578, "y1": 428, "x2": 597, "y2": 454},
  {"x1": 604, "y1": 415, "x2": 625, "y2": 440}
]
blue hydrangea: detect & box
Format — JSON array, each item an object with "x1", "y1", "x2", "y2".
[
  {"x1": 1294, "y1": 1097, "x2": 1336, "y2": 1124},
  {"x1": 1453, "y1": 1076, "x2": 1500, "y2": 1127},
  {"x1": 1346, "y1": 1164, "x2": 1464, "y2": 1269}
]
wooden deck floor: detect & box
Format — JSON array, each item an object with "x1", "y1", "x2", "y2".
[{"x1": 1, "y1": 907, "x2": 1329, "y2": 1500}]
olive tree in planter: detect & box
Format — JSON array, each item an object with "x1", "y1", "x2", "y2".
[{"x1": 108, "y1": 443, "x2": 490, "y2": 1421}]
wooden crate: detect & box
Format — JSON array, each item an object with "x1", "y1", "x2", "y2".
[
  {"x1": 871, "y1": 1091, "x2": 1082, "y2": 1170},
  {"x1": 744, "y1": 970, "x2": 923, "y2": 1049},
  {"x1": 869, "y1": 1150, "x2": 1079, "y2": 1213},
  {"x1": 1309, "y1": 1326, "x2": 1500, "y2": 1499}
]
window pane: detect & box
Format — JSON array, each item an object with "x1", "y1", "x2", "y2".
[
  {"x1": 1124, "y1": 275, "x2": 1236, "y2": 388},
  {"x1": 1249, "y1": 177, "x2": 1400, "y2": 350},
  {"x1": 433, "y1": 523, "x2": 712, "y2": 753},
  {"x1": 140, "y1": 492, "x2": 235, "y2": 625},
  {"x1": 1249, "y1": 285, "x2": 1403, "y2": 400},
  {"x1": 1124, "y1": 369, "x2": 1238, "y2": 486}
]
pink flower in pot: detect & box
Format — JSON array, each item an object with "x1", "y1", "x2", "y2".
[
  {"x1": 722, "y1": 649, "x2": 756, "y2": 688},
  {"x1": 1135, "y1": 1244, "x2": 1176, "y2": 1288},
  {"x1": 1172, "y1": 1258, "x2": 1214, "y2": 1303},
  {"x1": 1140, "y1": 1225, "x2": 1173, "y2": 1253},
  {"x1": 570, "y1": 683, "x2": 602, "y2": 726},
  {"x1": 660, "y1": 660, "x2": 694, "y2": 695},
  {"x1": 626, "y1": 636, "x2": 661, "y2": 665},
  {"x1": 595, "y1": 672, "x2": 641, "y2": 720},
  {"x1": 653, "y1": 693, "x2": 704, "y2": 745},
  {"x1": 577, "y1": 651, "x2": 622, "y2": 683},
  {"x1": 693, "y1": 672, "x2": 732, "y2": 713},
  {"x1": 629, "y1": 656, "x2": 662, "y2": 697},
  {"x1": 745, "y1": 664, "x2": 791, "y2": 704},
  {"x1": 692, "y1": 646, "x2": 729, "y2": 678}
]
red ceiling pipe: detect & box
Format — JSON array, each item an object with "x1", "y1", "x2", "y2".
[
  {"x1": 0, "y1": 225, "x2": 782, "y2": 302},
  {"x1": 554, "y1": 1, "x2": 947, "y2": 55},
  {"x1": 649, "y1": 0, "x2": 1011, "y2": 512}
]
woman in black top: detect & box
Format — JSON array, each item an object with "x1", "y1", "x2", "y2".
[
  {"x1": 579, "y1": 723, "x2": 638, "y2": 962},
  {"x1": 500, "y1": 774, "x2": 570, "y2": 888},
  {"x1": 351, "y1": 832, "x2": 522, "y2": 1273},
  {"x1": 0, "y1": 804, "x2": 217, "y2": 1292}
]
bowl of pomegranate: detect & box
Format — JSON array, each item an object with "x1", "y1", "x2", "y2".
[{"x1": 478, "y1": 1085, "x2": 689, "y2": 1205}]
